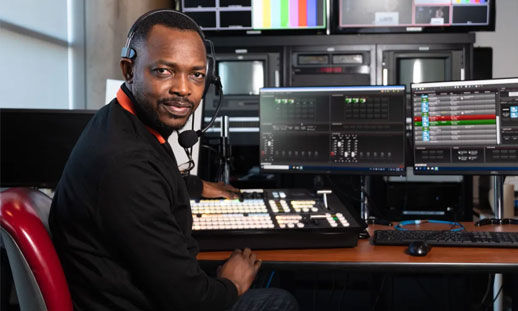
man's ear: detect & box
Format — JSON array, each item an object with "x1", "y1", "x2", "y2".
[{"x1": 120, "y1": 58, "x2": 134, "y2": 84}]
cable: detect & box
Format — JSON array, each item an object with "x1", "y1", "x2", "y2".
[
  {"x1": 201, "y1": 85, "x2": 223, "y2": 135},
  {"x1": 265, "y1": 271, "x2": 275, "y2": 288},
  {"x1": 201, "y1": 144, "x2": 224, "y2": 160},
  {"x1": 394, "y1": 219, "x2": 465, "y2": 232},
  {"x1": 492, "y1": 283, "x2": 504, "y2": 304},
  {"x1": 200, "y1": 144, "x2": 224, "y2": 181},
  {"x1": 473, "y1": 274, "x2": 494, "y2": 310}
]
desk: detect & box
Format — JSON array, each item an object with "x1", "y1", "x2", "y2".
[
  {"x1": 198, "y1": 223, "x2": 518, "y2": 310},
  {"x1": 198, "y1": 223, "x2": 518, "y2": 273}
]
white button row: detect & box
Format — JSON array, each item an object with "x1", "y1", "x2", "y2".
[
  {"x1": 290, "y1": 200, "x2": 319, "y2": 213},
  {"x1": 194, "y1": 199, "x2": 265, "y2": 205},
  {"x1": 268, "y1": 200, "x2": 291, "y2": 213},
  {"x1": 275, "y1": 215, "x2": 305, "y2": 229},
  {"x1": 191, "y1": 199, "x2": 267, "y2": 214},
  {"x1": 192, "y1": 213, "x2": 274, "y2": 230},
  {"x1": 272, "y1": 191, "x2": 287, "y2": 199},
  {"x1": 324, "y1": 213, "x2": 350, "y2": 227}
]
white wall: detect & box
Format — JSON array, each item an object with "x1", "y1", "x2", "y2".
[
  {"x1": 0, "y1": 0, "x2": 84, "y2": 109},
  {"x1": 0, "y1": 27, "x2": 69, "y2": 109},
  {"x1": 475, "y1": 1, "x2": 518, "y2": 78}
]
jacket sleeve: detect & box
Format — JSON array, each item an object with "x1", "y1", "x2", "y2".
[
  {"x1": 96, "y1": 156, "x2": 237, "y2": 310},
  {"x1": 183, "y1": 174, "x2": 203, "y2": 200}
]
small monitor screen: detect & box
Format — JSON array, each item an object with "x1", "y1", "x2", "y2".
[
  {"x1": 0, "y1": 109, "x2": 95, "y2": 188},
  {"x1": 260, "y1": 86, "x2": 406, "y2": 175},
  {"x1": 398, "y1": 58, "x2": 449, "y2": 90},
  {"x1": 412, "y1": 78, "x2": 518, "y2": 175},
  {"x1": 218, "y1": 60, "x2": 265, "y2": 95},
  {"x1": 338, "y1": 0, "x2": 492, "y2": 32},
  {"x1": 182, "y1": 0, "x2": 327, "y2": 32}
]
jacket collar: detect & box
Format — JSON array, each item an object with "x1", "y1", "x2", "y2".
[{"x1": 116, "y1": 84, "x2": 166, "y2": 144}]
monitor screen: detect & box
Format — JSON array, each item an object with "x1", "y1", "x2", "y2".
[
  {"x1": 218, "y1": 60, "x2": 265, "y2": 95},
  {"x1": 412, "y1": 78, "x2": 518, "y2": 175},
  {"x1": 337, "y1": 0, "x2": 493, "y2": 33},
  {"x1": 182, "y1": 0, "x2": 327, "y2": 33},
  {"x1": 0, "y1": 109, "x2": 95, "y2": 188},
  {"x1": 260, "y1": 86, "x2": 406, "y2": 175}
]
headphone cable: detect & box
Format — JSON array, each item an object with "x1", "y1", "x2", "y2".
[{"x1": 199, "y1": 81, "x2": 223, "y2": 136}]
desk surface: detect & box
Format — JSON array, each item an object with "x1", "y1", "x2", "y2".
[{"x1": 197, "y1": 223, "x2": 518, "y2": 273}]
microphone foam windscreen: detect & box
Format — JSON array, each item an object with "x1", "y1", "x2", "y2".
[{"x1": 178, "y1": 130, "x2": 199, "y2": 148}]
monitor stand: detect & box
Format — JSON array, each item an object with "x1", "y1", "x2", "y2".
[
  {"x1": 360, "y1": 176, "x2": 370, "y2": 221},
  {"x1": 492, "y1": 175, "x2": 505, "y2": 219},
  {"x1": 492, "y1": 175, "x2": 505, "y2": 311}
]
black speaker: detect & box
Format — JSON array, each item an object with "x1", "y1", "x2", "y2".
[{"x1": 473, "y1": 47, "x2": 493, "y2": 80}]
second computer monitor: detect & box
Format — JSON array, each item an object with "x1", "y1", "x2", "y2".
[
  {"x1": 412, "y1": 78, "x2": 518, "y2": 175},
  {"x1": 259, "y1": 85, "x2": 406, "y2": 175}
]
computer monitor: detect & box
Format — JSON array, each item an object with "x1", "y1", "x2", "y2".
[
  {"x1": 259, "y1": 85, "x2": 406, "y2": 175},
  {"x1": 411, "y1": 78, "x2": 518, "y2": 175},
  {"x1": 0, "y1": 109, "x2": 95, "y2": 188},
  {"x1": 335, "y1": 0, "x2": 494, "y2": 33},
  {"x1": 182, "y1": 0, "x2": 327, "y2": 34}
]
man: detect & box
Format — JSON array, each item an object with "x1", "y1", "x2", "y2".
[{"x1": 49, "y1": 10, "x2": 298, "y2": 311}]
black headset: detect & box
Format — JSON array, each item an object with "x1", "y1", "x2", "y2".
[{"x1": 121, "y1": 9, "x2": 223, "y2": 149}]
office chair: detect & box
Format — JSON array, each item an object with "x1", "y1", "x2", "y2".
[{"x1": 0, "y1": 188, "x2": 73, "y2": 311}]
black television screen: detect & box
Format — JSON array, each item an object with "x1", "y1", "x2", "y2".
[
  {"x1": 0, "y1": 109, "x2": 95, "y2": 188},
  {"x1": 336, "y1": 0, "x2": 494, "y2": 33},
  {"x1": 411, "y1": 78, "x2": 518, "y2": 175},
  {"x1": 218, "y1": 60, "x2": 265, "y2": 95},
  {"x1": 260, "y1": 85, "x2": 407, "y2": 175},
  {"x1": 182, "y1": 0, "x2": 327, "y2": 34}
]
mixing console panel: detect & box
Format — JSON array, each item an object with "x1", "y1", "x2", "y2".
[{"x1": 191, "y1": 189, "x2": 365, "y2": 251}]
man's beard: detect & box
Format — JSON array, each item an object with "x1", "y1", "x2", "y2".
[{"x1": 131, "y1": 89, "x2": 193, "y2": 139}]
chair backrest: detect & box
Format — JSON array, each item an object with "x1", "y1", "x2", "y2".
[{"x1": 0, "y1": 188, "x2": 73, "y2": 311}]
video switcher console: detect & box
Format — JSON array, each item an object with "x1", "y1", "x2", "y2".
[{"x1": 191, "y1": 189, "x2": 365, "y2": 251}]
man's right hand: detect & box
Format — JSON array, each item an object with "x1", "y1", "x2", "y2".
[{"x1": 218, "y1": 248, "x2": 261, "y2": 296}]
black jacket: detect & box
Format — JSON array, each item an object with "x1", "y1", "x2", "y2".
[{"x1": 49, "y1": 88, "x2": 237, "y2": 311}]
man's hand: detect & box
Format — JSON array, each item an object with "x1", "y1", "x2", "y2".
[
  {"x1": 201, "y1": 180, "x2": 239, "y2": 199},
  {"x1": 218, "y1": 248, "x2": 261, "y2": 296}
]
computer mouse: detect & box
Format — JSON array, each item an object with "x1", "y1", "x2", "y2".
[{"x1": 407, "y1": 241, "x2": 431, "y2": 256}]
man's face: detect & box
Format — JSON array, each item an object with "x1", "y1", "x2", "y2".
[{"x1": 129, "y1": 25, "x2": 207, "y2": 134}]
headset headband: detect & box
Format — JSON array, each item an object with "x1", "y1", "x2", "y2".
[{"x1": 121, "y1": 9, "x2": 206, "y2": 59}]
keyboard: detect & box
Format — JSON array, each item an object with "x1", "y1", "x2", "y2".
[
  {"x1": 191, "y1": 189, "x2": 365, "y2": 251},
  {"x1": 373, "y1": 230, "x2": 518, "y2": 248}
]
